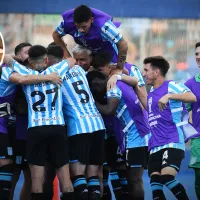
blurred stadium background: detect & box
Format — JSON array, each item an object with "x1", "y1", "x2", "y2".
[{"x1": 0, "y1": 0, "x2": 199, "y2": 199}]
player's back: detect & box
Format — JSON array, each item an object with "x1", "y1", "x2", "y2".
[
  {"x1": 15, "y1": 60, "x2": 70, "y2": 128},
  {"x1": 62, "y1": 65, "x2": 105, "y2": 136}
]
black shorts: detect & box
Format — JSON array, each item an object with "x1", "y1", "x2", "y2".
[
  {"x1": 105, "y1": 136, "x2": 125, "y2": 168},
  {"x1": 26, "y1": 125, "x2": 69, "y2": 168},
  {"x1": 148, "y1": 148, "x2": 185, "y2": 176},
  {"x1": 0, "y1": 132, "x2": 13, "y2": 159},
  {"x1": 126, "y1": 147, "x2": 149, "y2": 169},
  {"x1": 69, "y1": 130, "x2": 105, "y2": 165},
  {"x1": 13, "y1": 139, "x2": 28, "y2": 169}
]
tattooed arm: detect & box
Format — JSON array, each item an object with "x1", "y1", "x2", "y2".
[{"x1": 116, "y1": 38, "x2": 128, "y2": 70}]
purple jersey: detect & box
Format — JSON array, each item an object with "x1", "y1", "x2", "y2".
[
  {"x1": 60, "y1": 8, "x2": 121, "y2": 63},
  {"x1": 184, "y1": 75, "x2": 200, "y2": 140},
  {"x1": 147, "y1": 80, "x2": 191, "y2": 151},
  {"x1": 107, "y1": 81, "x2": 150, "y2": 150}
]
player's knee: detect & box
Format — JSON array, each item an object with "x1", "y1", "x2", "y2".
[
  {"x1": 0, "y1": 158, "x2": 13, "y2": 167},
  {"x1": 87, "y1": 165, "x2": 99, "y2": 177}
]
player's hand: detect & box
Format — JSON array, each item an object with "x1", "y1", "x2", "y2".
[
  {"x1": 158, "y1": 94, "x2": 170, "y2": 111},
  {"x1": 107, "y1": 74, "x2": 117, "y2": 91},
  {"x1": 48, "y1": 72, "x2": 62, "y2": 86}
]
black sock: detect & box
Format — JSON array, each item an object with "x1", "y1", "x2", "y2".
[
  {"x1": 150, "y1": 174, "x2": 166, "y2": 200},
  {"x1": 109, "y1": 170, "x2": 122, "y2": 200},
  {"x1": 72, "y1": 175, "x2": 88, "y2": 200},
  {"x1": 88, "y1": 176, "x2": 101, "y2": 200},
  {"x1": 61, "y1": 192, "x2": 75, "y2": 200},
  {"x1": 31, "y1": 193, "x2": 44, "y2": 200},
  {"x1": 161, "y1": 175, "x2": 189, "y2": 200},
  {"x1": 0, "y1": 164, "x2": 13, "y2": 200},
  {"x1": 118, "y1": 169, "x2": 129, "y2": 198},
  {"x1": 102, "y1": 168, "x2": 112, "y2": 200}
]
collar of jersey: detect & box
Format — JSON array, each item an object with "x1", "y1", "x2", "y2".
[{"x1": 195, "y1": 73, "x2": 200, "y2": 82}]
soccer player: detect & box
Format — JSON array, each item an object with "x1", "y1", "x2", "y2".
[
  {"x1": 142, "y1": 56, "x2": 196, "y2": 200},
  {"x1": 53, "y1": 5, "x2": 128, "y2": 70},
  {"x1": 0, "y1": 58, "x2": 60, "y2": 200},
  {"x1": 61, "y1": 54, "x2": 105, "y2": 200},
  {"x1": 185, "y1": 42, "x2": 200, "y2": 200},
  {"x1": 3, "y1": 45, "x2": 76, "y2": 200},
  {"x1": 0, "y1": 67, "x2": 16, "y2": 200},
  {"x1": 92, "y1": 51, "x2": 150, "y2": 200},
  {"x1": 9, "y1": 42, "x2": 32, "y2": 200},
  {"x1": 87, "y1": 67, "x2": 150, "y2": 200}
]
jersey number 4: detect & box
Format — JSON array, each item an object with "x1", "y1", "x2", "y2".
[{"x1": 31, "y1": 87, "x2": 58, "y2": 112}]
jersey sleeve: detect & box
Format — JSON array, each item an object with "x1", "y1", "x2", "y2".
[
  {"x1": 129, "y1": 65, "x2": 145, "y2": 86},
  {"x1": 55, "y1": 21, "x2": 67, "y2": 36},
  {"x1": 168, "y1": 81, "x2": 191, "y2": 94},
  {"x1": 52, "y1": 60, "x2": 70, "y2": 79},
  {"x1": 101, "y1": 20, "x2": 122, "y2": 44},
  {"x1": 1, "y1": 67, "x2": 14, "y2": 82},
  {"x1": 107, "y1": 86, "x2": 122, "y2": 100}
]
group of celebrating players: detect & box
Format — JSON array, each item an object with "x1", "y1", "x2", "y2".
[{"x1": 0, "y1": 4, "x2": 200, "y2": 200}]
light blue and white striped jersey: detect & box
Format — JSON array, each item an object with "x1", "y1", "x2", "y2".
[
  {"x1": 0, "y1": 66, "x2": 17, "y2": 135},
  {"x1": 3, "y1": 60, "x2": 70, "y2": 128},
  {"x1": 62, "y1": 65, "x2": 105, "y2": 136},
  {"x1": 129, "y1": 65, "x2": 145, "y2": 87},
  {"x1": 150, "y1": 81, "x2": 190, "y2": 154},
  {"x1": 0, "y1": 67, "x2": 17, "y2": 97},
  {"x1": 107, "y1": 85, "x2": 150, "y2": 148}
]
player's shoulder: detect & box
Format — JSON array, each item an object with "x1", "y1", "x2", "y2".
[{"x1": 185, "y1": 76, "x2": 195, "y2": 86}]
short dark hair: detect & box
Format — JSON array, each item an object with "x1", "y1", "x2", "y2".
[
  {"x1": 92, "y1": 51, "x2": 113, "y2": 69},
  {"x1": 47, "y1": 45, "x2": 64, "y2": 59},
  {"x1": 143, "y1": 56, "x2": 170, "y2": 77},
  {"x1": 14, "y1": 42, "x2": 32, "y2": 55},
  {"x1": 195, "y1": 42, "x2": 200, "y2": 49},
  {"x1": 74, "y1": 5, "x2": 93, "y2": 23},
  {"x1": 86, "y1": 71, "x2": 107, "y2": 104},
  {"x1": 28, "y1": 45, "x2": 47, "y2": 59},
  {"x1": 48, "y1": 42, "x2": 57, "y2": 47}
]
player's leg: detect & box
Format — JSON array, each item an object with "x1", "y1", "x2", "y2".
[
  {"x1": 106, "y1": 136, "x2": 122, "y2": 200},
  {"x1": 7, "y1": 119, "x2": 17, "y2": 200},
  {"x1": 0, "y1": 133, "x2": 14, "y2": 200},
  {"x1": 43, "y1": 162, "x2": 56, "y2": 200},
  {"x1": 14, "y1": 139, "x2": 31, "y2": 200},
  {"x1": 49, "y1": 125, "x2": 74, "y2": 200},
  {"x1": 69, "y1": 134, "x2": 88, "y2": 200},
  {"x1": 86, "y1": 130, "x2": 105, "y2": 200},
  {"x1": 26, "y1": 126, "x2": 47, "y2": 200},
  {"x1": 148, "y1": 150, "x2": 166, "y2": 200},
  {"x1": 160, "y1": 148, "x2": 189, "y2": 200},
  {"x1": 117, "y1": 168, "x2": 129, "y2": 199},
  {"x1": 189, "y1": 138, "x2": 200, "y2": 199},
  {"x1": 194, "y1": 169, "x2": 200, "y2": 200},
  {"x1": 102, "y1": 163, "x2": 112, "y2": 200},
  {"x1": 20, "y1": 166, "x2": 31, "y2": 200}
]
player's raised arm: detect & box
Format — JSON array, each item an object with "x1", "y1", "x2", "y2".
[
  {"x1": 52, "y1": 21, "x2": 71, "y2": 58},
  {"x1": 116, "y1": 38, "x2": 128, "y2": 70}
]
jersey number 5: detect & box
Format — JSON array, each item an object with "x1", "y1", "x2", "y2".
[
  {"x1": 31, "y1": 87, "x2": 58, "y2": 112},
  {"x1": 72, "y1": 80, "x2": 89, "y2": 103}
]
